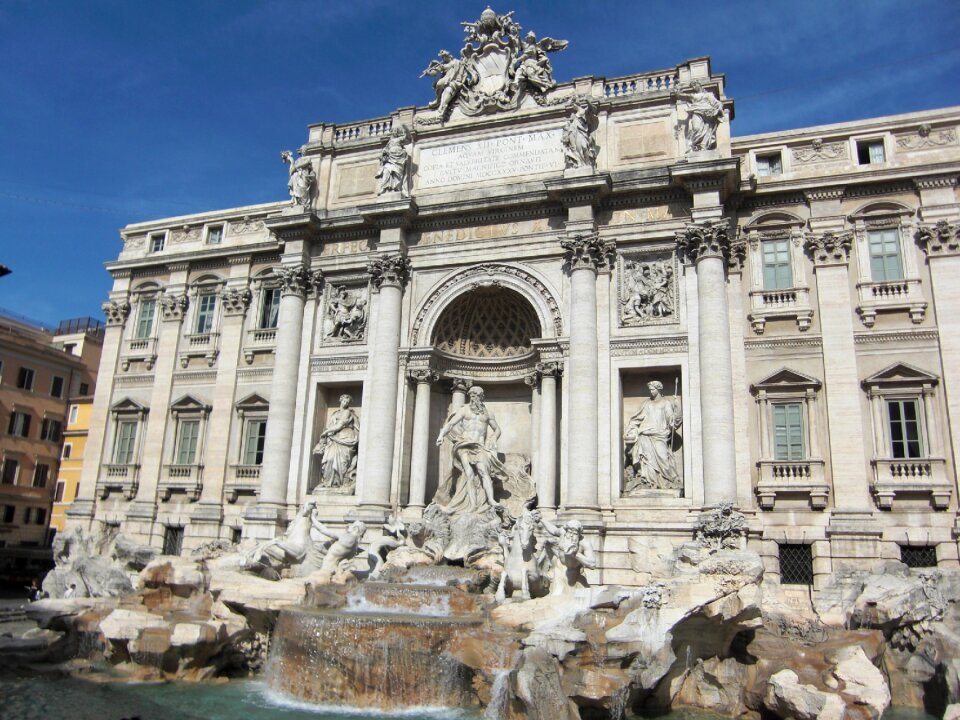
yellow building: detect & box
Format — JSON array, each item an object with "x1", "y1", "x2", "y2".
[{"x1": 50, "y1": 396, "x2": 93, "y2": 533}]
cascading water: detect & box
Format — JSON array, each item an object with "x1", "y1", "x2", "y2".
[{"x1": 263, "y1": 583, "x2": 486, "y2": 712}]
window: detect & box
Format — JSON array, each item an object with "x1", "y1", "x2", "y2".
[
  {"x1": 114, "y1": 420, "x2": 138, "y2": 464},
  {"x1": 50, "y1": 376, "x2": 64, "y2": 398},
  {"x1": 163, "y1": 526, "x2": 184, "y2": 556},
  {"x1": 8, "y1": 411, "x2": 31, "y2": 437},
  {"x1": 779, "y1": 544, "x2": 813, "y2": 585},
  {"x1": 16, "y1": 367, "x2": 35, "y2": 390},
  {"x1": 35, "y1": 508, "x2": 46, "y2": 525},
  {"x1": 756, "y1": 152, "x2": 782, "y2": 177},
  {"x1": 761, "y1": 239, "x2": 793, "y2": 290},
  {"x1": 135, "y1": 298, "x2": 157, "y2": 339},
  {"x1": 175, "y1": 419, "x2": 200, "y2": 465},
  {"x1": 40, "y1": 418, "x2": 63, "y2": 442},
  {"x1": 887, "y1": 399, "x2": 922, "y2": 459},
  {"x1": 62, "y1": 443, "x2": 72, "y2": 459},
  {"x1": 23, "y1": 507, "x2": 32, "y2": 524},
  {"x1": 69, "y1": 405, "x2": 79, "y2": 425},
  {"x1": 206, "y1": 225, "x2": 224, "y2": 245},
  {"x1": 2, "y1": 505, "x2": 13, "y2": 523},
  {"x1": 231, "y1": 527, "x2": 242, "y2": 544},
  {"x1": 195, "y1": 293, "x2": 217, "y2": 334},
  {"x1": 867, "y1": 229, "x2": 903, "y2": 282},
  {"x1": 773, "y1": 403, "x2": 805, "y2": 460},
  {"x1": 33, "y1": 463, "x2": 49, "y2": 488},
  {"x1": 900, "y1": 545, "x2": 937, "y2": 568},
  {"x1": 259, "y1": 287, "x2": 281, "y2": 329},
  {"x1": 62, "y1": 343, "x2": 77, "y2": 355},
  {"x1": 244, "y1": 419, "x2": 267, "y2": 465},
  {"x1": 54, "y1": 482, "x2": 65, "y2": 502},
  {"x1": 2, "y1": 460, "x2": 19, "y2": 485},
  {"x1": 857, "y1": 139, "x2": 886, "y2": 165},
  {"x1": 79, "y1": 383, "x2": 89, "y2": 396},
  {"x1": 150, "y1": 233, "x2": 166, "y2": 252}
]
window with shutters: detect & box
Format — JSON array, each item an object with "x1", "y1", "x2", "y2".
[
  {"x1": 114, "y1": 421, "x2": 138, "y2": 464},
  {"x1": 135, "y1": 298, "x2": 157, "y2": 339},
  {"x1": 33, "y1": 464, "x2": 50, "y2": 488},
  {"x1": 8, "y1": 411, "x2": 31, "y2": 437},
  {"x1": 17, "y1": 367, "x2": 35, "y2": 391},
  {"x1": 756, "y1": 152, "x2": 782, "y2": 177},
  {"x1": 856, "y1": 139, "x2": 886, "y2": 164},
  {"x1": 175, "y1": 420, "x2": 200, "y2": 465},
  {"x1": 773, "y1": 402, "x2": 805, "y2": 461},
  {"x1": 244, "y1": 419, "x2": 267, "y2": 466},
  {"x1": 868, "y1": 229, "x2": 903, "y2": 282},
  {"x1": 1, "y1": 460, "x2": 19, "y2": 485},
  {"x1": 762, "y1": 238, "x2": 792, "y2": 290},
  {"x1": 195, "y1": 293, "x2": 217, "y2": 334},
  {"x1": 887, "y1": 399, "x2": 922, "y2": 459},
  {"x1": 50, "y1": 376, "x2": 64, "y2": 398}
]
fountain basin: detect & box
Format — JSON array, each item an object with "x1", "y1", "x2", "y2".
[{"x1": 266, "y1": 606, "x2": 484, "y2": 710}]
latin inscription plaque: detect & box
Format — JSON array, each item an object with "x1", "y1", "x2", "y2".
[{"x1": 417, "y1": 129, "x2": 564, "y2": 189}]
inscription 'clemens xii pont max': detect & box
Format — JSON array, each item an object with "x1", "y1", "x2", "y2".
[{"x1": 418, "y1": 129, "x2": 564, "y2": 189}]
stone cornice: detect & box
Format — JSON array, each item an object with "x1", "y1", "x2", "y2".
[
  {"x1": 543, "y1": 173, "x2": 612, "y2": 207},
  {"x1": 358, "y1": 197, "x2": 418, "y2": 229},
  {"x1": 913, "y1": 174, "x2": 958, "y2": 191},
  {"x1": 264, "y1": 211, "x2": 323, "y2": 243},
  {"x1": 105, "y1": 240, "x2": 281, "y2": 277}
]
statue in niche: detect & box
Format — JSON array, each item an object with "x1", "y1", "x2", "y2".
[
  {"x1": 622, "y1": 258, "x2": 675, "y2": 324},
  {"x1": 326, "y1": 285, "x2": 367, "y2": 342},
  {"x1": 435, "y1": 385, "x2": 504, "y2": 513},
  {"x1": 375, "y1": 125, "x2": 411, "y2": 196},
  {"x1": 312, "y1": 394, "x2": 359, "y2": 493},
  {"x1": 281, "y1": 150, "x2": 316, "y2": 209},
  {"x1": 623, "y1": 380, "x2": 682, "y2": 494},
  {"x1": 674, "y1": 80, "x2": 724, "y2": 153},
  {"x1": 561, "y1": 96, "x2": 598, "y2": 169}
]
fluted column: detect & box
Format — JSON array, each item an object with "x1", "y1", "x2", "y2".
[
  {"x1": 677, "y1": 220, "x2": 742, "y2": 506},
  {"x1": 359, "y1": 254, "x2": 411, "y2": 515},
  {"x1": 537, "y1": 362, "x2": 561, "y2": 509},
  {"x1": 253, "y1": 262, "x2": 319, "y2": 513},
  {"x1": 406, "y1": 369, "x2": 438, "y2": 510},
  {"x1": 561, "y1": 234, "x2": 615, "y2": 514}
]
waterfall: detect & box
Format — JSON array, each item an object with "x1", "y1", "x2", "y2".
[{"x1": 483, "y1": 669, "x2": 510, "y2": 720}]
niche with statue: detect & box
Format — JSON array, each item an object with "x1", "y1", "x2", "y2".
[{"x1": 620, "y1": 369, "x2": 684, "y2": 497}]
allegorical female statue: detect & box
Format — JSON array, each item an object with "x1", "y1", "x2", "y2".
[
  {"x1": 375, "y1": 125, "x2": 411, "y2": 196},
  {"x1": 675, "y1": 80, "x2": 724, "y2": 152},
  {"x1": 623, "y1": 381, "x2": 682, "y2": 493},
  {"x1": 313, "y1": 394, "x2": 360, "y2": 492},
  {"x1": 561, "y1": 96, "x2": 598, "y2": 169}
]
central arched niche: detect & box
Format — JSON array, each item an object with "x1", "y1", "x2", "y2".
[{"x1": 431, "y1": 286, "x2": 541, "y2": 359}]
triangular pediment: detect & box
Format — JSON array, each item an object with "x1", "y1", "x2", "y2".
[
  {"x1": 236, "y1": 392, "x2": 269, "y2": 412},
  {"x1": 863, "y1": 362, "x2": 939, "y2": 388},
  {"x1": 170, "y1": 394, "x2": 211, "y2": 414},
  {"x1": 752, "y1": 367, "x2": 821, "y2": 393},
  {"x1": 110, "y1": 398, "x2": 149, "y2": 415}
]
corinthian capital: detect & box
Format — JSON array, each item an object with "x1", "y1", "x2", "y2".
[
  {"x1": 274, "y1": 263, "x2": 322, "y2": 297},
  {"x1": 408, "y1": 368, "x2": 438, "y2": 385},
  {"x1": 916, "y1": 221, "x2": 960, "y2": 257},
  {"x1": 219, "y1": 286, "x2": 253, "y2": 316},
  {"x1": 804, "y1": 231, "x2": 853, "y2": 265},
  {"x1": 560, "y1": 233, "x2": 616, "y2": 272},
  {"x1": 159, "y1": 293, "x2": 189, "y2": 321},
  {"x1": 675, "y1": 220, "x2": 742, "y2": 266},
  {"x1": 102, "y1": 300, "x2": 130, "y2": 326},
  {"x1": 366, "y1": 253, "x2": 412, "y2": 291}
]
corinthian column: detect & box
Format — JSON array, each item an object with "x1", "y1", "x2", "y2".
[
  {"x1": 406, "y1": 368, "x2": 438, "y2": 511},
  {"x1": 248, "y1": 261, "x2": 319, "y2": 531},
  {"x1": 561, "y1": 233, "x2": 615, "y2": 515},
  {"x1": 677, "y1": 220, "x2": 743, "y2": 506},
  {"x1": 359, "y1": 253, "x2": 411, "y2": 516}
]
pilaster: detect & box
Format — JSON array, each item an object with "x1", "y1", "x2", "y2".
[{"x1": 406, "y1": 368, "x2": 439, "y2": 512}]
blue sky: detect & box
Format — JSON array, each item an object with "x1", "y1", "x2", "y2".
[{"x1": 1, "y1": 0, "x2": 958, "y2": 327}]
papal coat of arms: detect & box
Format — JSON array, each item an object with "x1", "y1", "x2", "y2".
[{"x1": 420, "y1": 7, "x2": 568, "y2": 120}]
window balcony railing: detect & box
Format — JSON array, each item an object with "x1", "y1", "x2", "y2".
[
  {"x1": 226, "y1": 464, "x2": 261, "y2": 503},
  {"x1": 121, "y1": 336, "x2": 158, "y2": 371},
  {"x1": 747, "y1": 287, "x2": 813, "y2": 334},
  {"x1": 756, "y1": 458, "x2": 828, "y2": 510},
  {"x1": 178, "y1": 332, "x2": 220, "y2": 368},
  {"x1": 159, "y1": 464, "x2": 203, "y2": 502},
  {"x1": 97, "y1": 464, "x2": 140, "y2": 500},
  {"x1": 856, "y1": 278, "x2": 926, "y2": 327},
  {"x1": 871, "y1": 457, "x2": 951, "y2": 510},
  {"x1": 243, "y1": 327, "x2": 278, "y2": 364}
]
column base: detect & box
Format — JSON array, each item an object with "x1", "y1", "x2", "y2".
[
  {"x1": 558, "y1": 505, "x2": 603, "y2": 523},
  {"x1": 355, "y1": 503, "x2": 392, "y2": 525},
  {"x1": 400, "y1": 504, "x2": 425, "y2": 520},
  {"x1": 126, "y1": 502, "x2": 157, "y2": 522},
  {"x1": 242, "y1": 503, "x2": 288, "y2": 541}
]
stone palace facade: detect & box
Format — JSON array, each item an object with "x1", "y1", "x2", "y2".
[{"x1": 68, "y1": 9, "x2": 960, "y2": 590}]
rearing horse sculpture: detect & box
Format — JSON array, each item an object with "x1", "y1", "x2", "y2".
[{"x1": 496, "y1": 509, "x2": 548, "y2": 601}]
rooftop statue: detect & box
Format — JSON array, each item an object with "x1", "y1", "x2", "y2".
[
  {"x1": 280, "y1": 150, "x2": 315, "y2": 209},
  {"x1": 561, "y1": 96, "x2": 598, "y2": 169},
  {"x1": 420, "y1": 8, "x2": 568, "y2": 121},
  {"x1": 375, "y1": 125, "x2": 411, "y2": 196},
  {"x1": 673, "y1": 80, "x2": 724, "y2": 153}
]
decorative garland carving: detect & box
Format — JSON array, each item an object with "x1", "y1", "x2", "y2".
[
  {"x1": 792, "y1": 139, "x2": 846, "y2": 164},
  {"x1": 410, "y1": 263, "x2": 563, "y2": 345}
]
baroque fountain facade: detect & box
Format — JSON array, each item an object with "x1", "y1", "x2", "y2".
[{"x1": 30, "y1": 7, "x2": 960, "y2": 719}]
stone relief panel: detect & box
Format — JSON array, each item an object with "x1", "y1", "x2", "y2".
[
  {"x1": 228, "y1": 217, "x2": 266, "y2": 235},
  {"x1": 791, "y1": 138, "x2": 847, "y2": 164},
  {"x1": 895, "y1": 124, "x2": 957, "y2": 151},
  {"x1": 310, "y1": 384, "x2": 362, "y2": 495},
  {"x1": 621, "y1": 369, "x2": 683, "y2": 497},
  {"x1": 321, "y1": 280, "x2": 369, "y2": 345},
  {"x1": 617, "y1": 248, "x2": 679, "y2": 327}
]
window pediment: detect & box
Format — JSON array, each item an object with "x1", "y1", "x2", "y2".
[
  {"x1": 848, "y1": 201, "x2": 915, "y2": 223},
  {"x1": 170, "y1": 394, "x2": 211, "y2": 415},
  {"x1": 111, "y1": 398, "x2": 149, "y2": 416},
  {"x1": 236, "y1": 392, "x2": 269, "y2": 414},
  {"x1": 863, "y1": 362, "x2": 938, "y2": 389},
  {"x1": 752, "y1": 367, "x2": 821, "y2": 394},
  {"x1": 744, "y1": 210, "x2": 806, "y2": 231}
]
